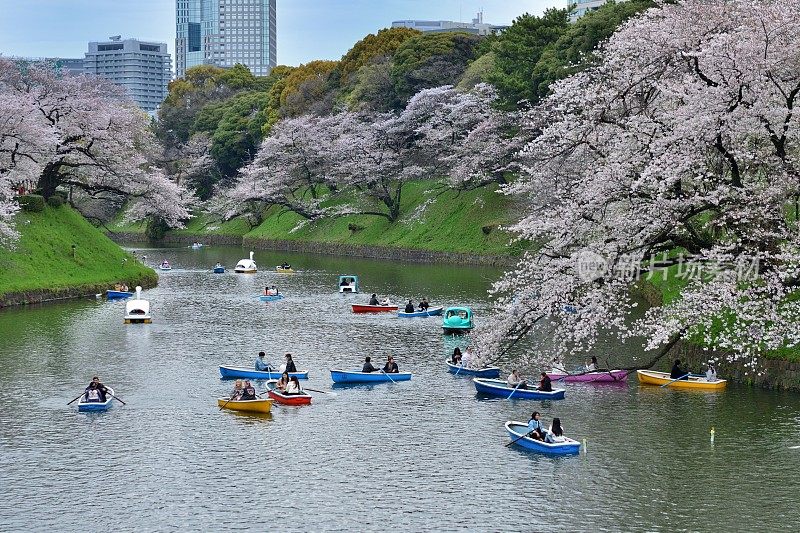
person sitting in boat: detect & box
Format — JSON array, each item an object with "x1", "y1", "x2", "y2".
[
  {"x1": 284, "y1": 376, "x2": 303, "y2": 395},
  {"x1": 527, "y1": 411, "x2": 546, "y2": 441},
  {"x1": 419, "y1": 298, "x2": 430, "y2": 311},
  {"x1": 460, "y1": 348, "x2": 473, "y2": 368},
  {"x1": 404, "y1": 300, "x2": 415, "y2": 313},
  {"x1": 508, "y1": 370, "x2": 527, "y2": 389},
  {"x1": 451, "y1": 347, "x2": 462, "y2": 364},
  {"x1": 85, "y1": 376, "x2": 108, "y2": 402},
  {"x1": 284, "y1": 353, "x2": 298, "y2": 373},
  {"x1": 586, "y1": 356, "x2": 599, "y2": 372},
  {"x1": 280, "y1": 262, "x2": 291, "y2": 269},
  {"x1": 239, "y1": 381, "x2": 257, "y2": 401},
  {"x1": 379, "y1": 297, "x2": 391, "y2": 306},
  {"x1": 215, "y1": 262, "x2": 223, "y2": 269},
  {"x1": 84, "y1": 382, "x2": 102, "y2": 403},
  {"x1": 369, "y1": 294, "x2": 379, "y2": 305},
  {"x1": 362, "y1": 357, "x2": 379, "y2": 373},
  {"x1": 545, "y1": 418, "x2": 566, "y2": 443},
  {"x1": 670, "y1": 359, "x2": 689, "y2": 380},
  {"x1": 538, "y1": 372, "x2": 553, "y2": 392},
  {"x1": 382, "y1": 355, "x2": 399, "y2": 373},
  {"x1": 275, "y1": 372, "x2": 290, "y2": 391},
  {"x1": 230, "y1": 379, "x2": 244, "y2": 400},
  {"x1": 255, "y1": 352, "x2": 274, "y2": 372},
  {"x1": 706, "y1": 363, "x2": 718, "y2": 382},
  {"x1": 340, "y1": 278, "x2": 349, "y2": 287}
]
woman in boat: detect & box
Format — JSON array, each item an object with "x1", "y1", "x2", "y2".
[
  {"x1": 281, "y1": 262, "x2": 291, "y2": 269},
  {"x1": 586, "y1": 356, "x2": 599, "y2": 372},
  {"x1": 460, "y1": 348, "x2": 473, "y2": 368},
  {"x1": 382, "y1": 355, "x2": 399, "y2": 373},
  {"x1": 527, "y1": 412, "x2": 545, "y2": 441},
  {"x1": 239, "y1": 381, "x2": 257, "y2": 400},
  {"x1": 706, "y1": 363, "x2": 717, "y2": 382},
  {"x1": 369, "y1": 294, "x2": 379, "y2": 305},
  {"x1": 84, "y1": 382, "x2": 102, "y2": 402},
  {"x1": 230, "y1": 379, "x2": 244, "y2": 400},
  {"x1": 508, "y1": 369, "x2": 527, "y2": 389},
  {"x1": 285, "y1": 376, "x2": 302, "y2": 395},
  {"x1": 284, "y1": 353, "x2": 297, "y2": 373},
  {"x1": 275, "y1": 372, "x2": 290, "y2": 391},
  {"x1": 362, "y1": 357, "x2": 379, "y2": 373},
  {"x1": 85, "y1": 376, "x2": 108, "y2": 402},
  {"x1": 538, "y1": 372, "x2": 553, "y2": 392},
  {"x1": 255, "y1": 352, "x2": 273, "y2": 372},
  {"x1": 404, "y1": 300, "x2": 415, "y2": 313},
  {"x1": 545, "y1": 418, "x2": 566, "y2": 443},
  {"x1": 670, "y1": 359, "x2": 689, "y2": 380},
  {"x1": 451, "y1": 347, "x2": 462, "y2": 364}
]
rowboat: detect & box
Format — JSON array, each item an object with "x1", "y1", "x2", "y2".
[
  {"x1": 106, "y1": 290, "x2": 133, "y2": 300},
  {"x1": 276, "y1": 266, "x2": 294, "y2": 273},
  {"x1": 442, "y1": 307, "x2": 474, "y2": 334},
  {"x1": 159, "y1": 261, "x2": 172, "y2": 271},
  {"x1": 473, "y1": 378, "x2": 566, "y2": 400},
  {"x1": 637, "y1": 370, "x2": 727, "y2": 390},
  {"x1": 266, "y1": 382, "x2": 312, "y2": 405},
  {"x1": 219, "y1": 365, "x2": 309, "y2": 380},
  {"x1": 445, "y1": 360, "x2": 501, "y2": 378},
  {"x1": 505, "y1": 421, "x2": 581, "y2": 455},
  {"x1": 77, "y1": 387, "x2": 115, "y2": 412},
  {"x1": 217, "y1": 397, "x2": 272, "y2": 413},
  {"x1": 330, "y1": 370, "x2": 412, "y2": 383},
  {"x1": 352, "y1": 304, "x2": 398, "y2": 313},
  {"x1": 398, "y1": 306, "x2": 444, "y2": 318},
  {"x1": 213, "y1": 265, "x2": 225, "y2": 274},
  {"x1": 258, "y1": 294, "x2": 284, "y2": 302},
  {"x1": 547, "y1": 369, "x2": 629, "y2": 383},
  {"x1": 234, "y1": 251, "x2": 257, "y2": 273}
]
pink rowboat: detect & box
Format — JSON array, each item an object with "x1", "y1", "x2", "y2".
[
  {"x1": 351, "y1": 304, "x2": 398, "y2": 313},
  {"x1": 546, "y1": 370, "x2": 629, "y2": 383}
]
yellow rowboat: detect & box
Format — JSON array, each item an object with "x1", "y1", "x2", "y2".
[
  {"x1": 217, "y1": 397, "x2": 272, "y2": 413},
  {"x1": 276, "y1": 266, "x2": 294, "y2": 273},
  {"x1": 637, "y1": 370, "x2": 727, "y2": 390}
]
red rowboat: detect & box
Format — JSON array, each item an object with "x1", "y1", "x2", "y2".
[
  {"x1": 267, "y1": 388, "x2": 312, "y2": 406},
  {"x1": 351, "y1": 304, "x2": 399, "y2": 313}
]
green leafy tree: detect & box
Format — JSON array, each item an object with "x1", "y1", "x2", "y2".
[{"x1": 339, "y1": 27, "x2": 420, "y2": 82}]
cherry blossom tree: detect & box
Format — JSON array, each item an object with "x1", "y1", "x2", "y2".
[
  {"x1": 473, "y1": 0, "x2": 800, "y2": 372},
  {"x1": 0, "y1": 59, "x2": 193, "y2": 237}
]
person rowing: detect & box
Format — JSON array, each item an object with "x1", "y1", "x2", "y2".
[
  {"x1": 538, "y1": 372, "x2": 553, "y2": 392},
  {"x1": 527, "y1": 411, "x2": 545, "y2": 441},
  {"x1": 451, "y1": 347, "x2": 462, "y2": 364},
  {"x1": 404, "y1": 300, "x2": 415, "y2": 313},
  {"x1": 85, "y1": 376, "x2": 109, "y2": 402},
  {"x1": 230, "y1": 379, "x2": 244, "y2": 400},
  {"x1": 362, "y1": 356, "x2": 379, "y2": 373},
  {"x1": 280, "y1": 262, "x2": 291, "y2": 269},
  {"x1": 255, "y1": 352, "x2": 274, "y2": 372},
  {"x1": 382, "y1": 355, "x2": 399, "y2": 373},
  {"x1": 670, "y1": 359, "x2": 689, "y2": 380},
  {"x1": 508, "y1": 369, "x2": 527, "y2": 389},
  {"x1": 369, "y1": 293, "x2": 379, "y2": 305},
  {"x1": 239, "y1": 380, "x2": 257, "y2": 400},
  {"x1": 284, "y1": 376, "x2": 303, "y2": 395},
  {"x1": 418, "y1": 298, "x2": 429, "y2": 311}
]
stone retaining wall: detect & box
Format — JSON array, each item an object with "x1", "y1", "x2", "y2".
[{"x1": 0, "y1": 277, "x2": 158, "y2": 308}]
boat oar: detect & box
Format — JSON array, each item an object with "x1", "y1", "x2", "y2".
[
  {"x1": 506, "y1": 381, "x2": 523, "y2": 400},
  {"x1": 304, "y1": 387, "x2": 337, "y2": 397},
  {"x1": 108, "y1": 392, "x2": 126, "y2": 405},
  {"x1": 219, "y1": 396, "x2": 237, "y2": 410},
  {"x1": 67, "y1": 393, "x2": 85, "y2": 406},
  {"x1": 505, "y1": 429, "x2": 535, "y2": 447},
  {"x1": 661, "y1": 374, "x2": 690, "y2": 388},
  {"x1": 381, "y1": 370, "x2": 397, "y2": 384},
  {"x1": 455, "y1": 364, "x2": 462, "y2": 376}
]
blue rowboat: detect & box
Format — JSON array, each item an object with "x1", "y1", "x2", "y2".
[
  {"x1": 213, "y1": 266, "x2": 225, "y2": 274},
  {"x1": 258, "y1": 294, "x2": 284, "y2": 302},
  {"x1": 473, "y1": 378, "x2": 565, "y2": 400},
  {"x1": 398, "y1": 306, "x2": 443, "y2": 318},
  {"x1": 219, "y1": 365, "x2": 309, "y2": 380},
  {"x1": 330, "y1": 370, "x2": 412, "y2": 383},
  {"x1": 106, "y1": 290, "x2": 133, "y2": 300},
  {"x1": 77, "y1": 387, "x2": 115, "y2": 412},
  {"x1": 505, "y1": 421, "x2": 581, "y2": 455},
  {"x1": 445, "y1": 360, "x2": 501, "y2": 378}
]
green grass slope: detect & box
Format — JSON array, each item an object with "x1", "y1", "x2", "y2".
[{"x1": 0, "y1": 205, "x2": 156, "y2": 299}]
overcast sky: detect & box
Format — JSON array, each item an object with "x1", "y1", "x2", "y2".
[{"x1": 0, "y1": 0, "x2": 563, "y2": 67}]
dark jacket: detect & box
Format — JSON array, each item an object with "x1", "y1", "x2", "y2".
[
  {"x1": 85, "y1": 382, "x2": 108, "y2": 401},
  {"x1": 670, "y1": 363, "x2": 687, "y2": 379},
  {"x1": 240, "y1": 386, "x2": 257, "y2": 401},
  {"x1": 405, "y1": 303, "x2": 415, "y2": 313},
  {"x1": 362, "y1": 362, "x2": 379, "y2": 373},
  {"x1": 382, "y1": 362, "x2": 399, "y2": 373},
  {"x1": 369, "y1": 296, "x2": 379, "y2": 305},
  {"x1": 538, "y1": 375, "x2": 553, "y2": 392},
  {"x1": 285, "y1": 360, "x2": 297, "y2": 373}
]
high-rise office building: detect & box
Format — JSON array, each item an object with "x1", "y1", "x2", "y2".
[
  {"x1": 175, "y1": 0, "x2": 277, "y2": 79},
  {"x1": 83, "y1": 36, "x2": 172, "y2": 113},
  {"x1": 569, "y1": 0, "x2": 615, "y2": 22},
  {"x1": 392, "y1": 11, "x2": 507, "y2": 36}
]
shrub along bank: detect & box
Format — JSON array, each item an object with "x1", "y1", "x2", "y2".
[{"x1": 0, "y1": 204, "x2": 157, "y2": 307}]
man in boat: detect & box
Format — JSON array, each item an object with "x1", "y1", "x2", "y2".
[
  {"x1": 239, "y1": 381, "x2": 257, "y2": 400},
  {"x1": 418, "y1": 298, "x2": 430, "y2": 311},
  {"x1": 369, "y1": 294, "x2": 379, "y2": 305},
  {"x1": 362, "y1": 357, "x2": 379, "y2": 373},
  {"x1": 284, "y1": 353, "x2": 298, "y2": 373},
  {"x1": 255, "y1": 352, "x2": 274, "y2": 372},
  {"x1": 670, "y1": 359, "x2": 689, "y2": 380},
  {"x1": 508, "y1": 369, "x2": 527, "y2": 389},
  {"x1": 280, "y1": 262, "x2": 291, "y2": 269},
  {"x1": 85, "y1": 376, "x2": 109, "y2": 402},
  {"x1": 382, "y1": 355, "x2": 399, "y2": 373},
  {"x1": 404, "y1": 300, "x2": 415, "y2": 313}
]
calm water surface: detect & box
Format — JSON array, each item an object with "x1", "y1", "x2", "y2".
[{"x1": 1, "y1": 246, "x2": 799, "y2": 532}]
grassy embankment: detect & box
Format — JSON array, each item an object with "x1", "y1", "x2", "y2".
[
  {"x1": 109, "y1": 181, "x2": 529, "y2": 257},
  {"x1": 0, "y1": 205, "x2": 157, "y2": 305}
]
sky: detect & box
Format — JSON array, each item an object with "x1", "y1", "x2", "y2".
[{"x1": 0, "y1": 0, "x2": 562, "y2": 68}]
